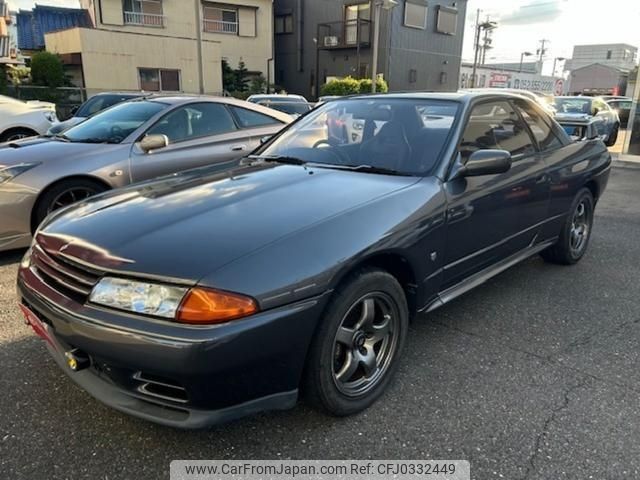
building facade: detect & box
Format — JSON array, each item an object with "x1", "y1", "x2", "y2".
[
  {"x1": 0, "y1": 0, "x2": 19, "y2": 64},
  {"x1": 274, "y1": 0, "x2": 467, "y2": 99},
  {"x1": 569, "y1": 43, "x2": 637, "y2": 72},
  {"x1": 44, "y1": 0, "x2": 273, "y2": 96},
  {"x1": 568, "y1": 63, "x2": 629, "y2": 96}
]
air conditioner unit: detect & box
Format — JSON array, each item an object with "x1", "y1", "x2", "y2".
[{"x1": 324, "y1": 36, "x2": 339, "y2": 47}]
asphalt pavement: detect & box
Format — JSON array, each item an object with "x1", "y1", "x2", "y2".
[{"x1": 1, "y1": 166, "x2": 640, "y2": 480}]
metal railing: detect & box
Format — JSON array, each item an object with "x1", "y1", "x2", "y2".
[
  {"x1": 317, "y1": 19, "x2": 371, "y2": 50},
  {"x1": 203, "y1": 19, "x2": 238, "y2": 34},
  {"x1": 124, "y1": 11, "x2": 165, "y2": 27}
]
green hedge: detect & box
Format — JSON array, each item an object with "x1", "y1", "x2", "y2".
[{"x1": 320, "y1": 76, "x2": 389, "y2": 96}]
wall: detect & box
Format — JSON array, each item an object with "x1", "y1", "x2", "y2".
[
  {"x1": 570, "y1": 44, "x2": 637, "y2": 71},
  {"x1": 90, "y1": 0, "x2": 272, "y2": 80},
  {"x1": 274, "y1": 0, "x2": 467, "y2": 99},
  {"x1": 46, "y1": 27, "x2": 223, "y2": 96}
]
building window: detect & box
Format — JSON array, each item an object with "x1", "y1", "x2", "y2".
[
  {"x1": 606, "y1": 50, "x2": 612, "y2": 60},
  {"x1": 409, "y1": 69, "x2": 417, "y2": 84},
  {"x1": 275, "y1": 14, "x2": 293, "y2": 34},
  {"x1": 203, "y1": 5, "x2": 238, "y2": 34},
  {"x1": 436, "y1": 6, "x2": 457, "y2": 35},
  {"x1": 123, "y1": 0, "x2": 164, "y2": 27},
  {"x1": 404, "y1": 1, "x2": 427, "y2": 30},
  {"x1": 345, "y1": 3, "x2": 371, "y2": 45},
  {"x1": 139, "y1": 68, "x2": 181, "y2": 91}
]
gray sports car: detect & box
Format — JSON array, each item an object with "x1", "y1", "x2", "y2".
[{"x1": 0, "y1": 95, "x2": 292, "y2": 252}]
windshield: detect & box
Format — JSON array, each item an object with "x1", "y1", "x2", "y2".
[
  {"x1": 257, "y1": 98, "x2": 460, "y2": 176},
  {"x1": 554, "y1": 98, "x2": 592, "y2": 115},
  {"x1": 75, "y1": 94, "x2": 138, "y2": 117},
  {"x1": 63, "y1": 101, "x2": 167, "y2": 143},
  {"x1": 260, "y1": 102, "x2": 312, "y2": 115}
]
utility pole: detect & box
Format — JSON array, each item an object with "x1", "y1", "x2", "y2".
[
  {"x1": 471, "y1": 11, "x2": 497, "y2": 88},
  {"x1": 371, "y1": 0, "x2": 397, "y2": 93},
  {"x1": 471, "y1": 9, "x2": 481, "y2": 88},
  {"x1": 480, "y1": 16, "x2": 494, "y2": 65},
  {"x1": 194, "y1": 0, "x2": 204, "y2": 94},
  {"x1": 536, "y1": 39, "x2": 549, "y2": 74}
]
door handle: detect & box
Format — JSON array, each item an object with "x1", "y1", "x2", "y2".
[
  {"x1": 231, "y1": 144, "x2": 247, "y2": 152},
  {"x1": 535, "y1": 173, "x2": 550, "y2": 184}
]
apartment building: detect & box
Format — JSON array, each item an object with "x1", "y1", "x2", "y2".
[
  {"x1": 44, "y1": 0, "x2": 273, "y2": 96},
  {"x1": 0, "y1": 0, "x2": 19, "y2": 64},
  {"x1": 569, "y1": 44, "x2": 637, "y2": 72},
  {"x1": 274, "y1": 0, "x2": 468, "y2": 98}
]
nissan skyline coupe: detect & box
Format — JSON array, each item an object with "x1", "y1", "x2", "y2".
[{"x1": 17, "y1": 92, "x2": 611, "y2": 428}]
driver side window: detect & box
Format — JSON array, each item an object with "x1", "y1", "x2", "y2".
[
  {"x1": 146, "y1": 103, "x2": 237, "y2": 144},
  {"x1": 460, "y1": 101, "x2": 535, "y2": 161}
]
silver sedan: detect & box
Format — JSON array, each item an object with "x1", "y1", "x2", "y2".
[{"x1": 0, "y1": 95, "x2": 292, "y2": 252}]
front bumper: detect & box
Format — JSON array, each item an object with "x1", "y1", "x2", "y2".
[{"x1": 17, "y1": 264, "x2": 329, "y2": 429}]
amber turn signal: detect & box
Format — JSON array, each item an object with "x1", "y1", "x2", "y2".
[{"x1": 176, "y1": 288, "x2": 258, "y2": 324}]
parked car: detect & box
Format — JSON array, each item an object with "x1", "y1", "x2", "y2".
[
  {"x1": 247, "y1": 93, "x2": 308, "y2": 104},
  {"x1": 599, "y1": 95, "x2": 629, "y2": 102},
  {"x1": 0, "y1": 95, "x2": 58, "y2": 142},
  {"x1": 553, "y1": 96, "x2": 620, "y2": 146},
  {"x1": 256, "y1": 100, "x2": 313, "y2": 118},
  {"x1": 0, "y1": 95, "x2": 291, "y2": 252},
  {"x1": 16, "y1": 91, "x2": 611, "y2": 428},
  {"x1": 556, "y1": 117, "x2": 600, "y2": 142},
  {"x1": 606, "y1": 98, "x2": 632, "y2": 128},
  {"x1": 47, "y1": 92, "x2": 149, "y2": 135}
]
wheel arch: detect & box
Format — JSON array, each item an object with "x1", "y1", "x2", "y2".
[
  {"x1": 30, "y1": 174, "x2": 112, "y2": 233},
  {"x1": 329, "y1": 251, "x2": 419, "y2": 317},
  {"x1": 584, "y1": 179, "x2": 600, "y2": 203},
  {"x1": 0, "y1": 126, "x2": 40, "y2": 140}
]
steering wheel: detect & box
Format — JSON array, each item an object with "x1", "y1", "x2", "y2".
[{"x1": 110, "y1": 125, "x2": 125, "y2": 141}]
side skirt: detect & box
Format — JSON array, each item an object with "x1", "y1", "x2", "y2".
[{"x1": 422, "y1": 238, "x2": 557, "y2": 313}]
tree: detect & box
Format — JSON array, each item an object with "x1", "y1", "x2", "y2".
[
  {"x1": 221, "y1": 59, "x2": 235, "y2": 93},
  {"x1": 249, "y1": 74, "x2": 266, "y2": 94},
  {"x1": 234, "y1": 60, "x2": 250, "y2": 93},
  {"x1": 30, "y1": 52, "x2": 65, "y2": 88}
]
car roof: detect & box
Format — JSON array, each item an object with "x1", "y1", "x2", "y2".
[
  {"x1": 137, "y1": 95, "x2": 293, "y2": 123},
  {"x1": 339, "y1": 90, "x2": 540, "y2": 105}
]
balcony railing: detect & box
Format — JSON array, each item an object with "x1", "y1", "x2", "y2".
[
  {"x1": 317, "y1": 19, "x2": 371, "y2": 50},
  {"x1": 124, "y1": 11, "x2": 165, "y2": 27},
  {"x1": 203, "y1": 19, "x2": 238, "y2": 34}
]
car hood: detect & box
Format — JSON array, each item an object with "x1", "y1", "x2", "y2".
[
  {"x1": 0, "y1": 137, "x2": 124, "y2": 168},
  {"x1": 37, "y1": 164, "x2": 419, "y2": 283}
]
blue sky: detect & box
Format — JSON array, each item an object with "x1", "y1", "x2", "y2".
[{"x1": 12, "y1": 0, "x2": 640, "y2": 68}]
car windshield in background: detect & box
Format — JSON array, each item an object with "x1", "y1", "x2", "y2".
[
  {"x1": 261, "y1": 102, "x2": 312, "y2": 116},
  {"x1": 75, "y1": 95, "x2": 139, "y2": 117},
  {"x1": 610, "y1": 101, "x2": 632, "y2": 110},
  {"x1": 259, "y1": 98, "x2": 459, "y2": 176},
  {"x1": 554, "y1": 98, "x2": 592, "y2": 114},
  {"x1": 63, "y1": 101, "x2": 167, "y2": 144}
]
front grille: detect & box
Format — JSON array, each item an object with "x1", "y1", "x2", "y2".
[{"x1": 31, "y1": 245, "x2": 102, "y2": 300}]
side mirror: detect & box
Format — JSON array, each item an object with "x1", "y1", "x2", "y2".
[
  {"x1": 260, "y1": 135, "x2": 272, "y2": 145},
  {"x1": 140, "y1": 134, "x2": 169, "y2": 153},
  {"x1": 593, "y1": 108, "x2": 600, "y2": 116},
  {"x1": 70, "y1": 105, "x2": 79, "y2": 115},
  {"x1": 460, "y1": 150, "x2": 512, "y2": 177}
]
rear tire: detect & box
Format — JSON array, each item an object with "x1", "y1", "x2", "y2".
[
  {"x1": 303, "y1": 268, "x2": 408, "y2": 416},
  {"x1": 0, "y1": 127, "x2": 39, "y2": 143},
  {"x1": 605, "y1": 124, "x2": 619, "y2": 147},
  {"x1": 540, "y1": 188, "x2": 594, "y2": 265},
  {"x1": 33, "y1": 178, "x2": 108, "y2": 230}
]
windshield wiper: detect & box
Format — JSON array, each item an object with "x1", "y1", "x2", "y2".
[
  {"x1": 246, "y1": 155, "x2": 308, "y2": 166},
  {"x1": 77, "y1": 138, "x2": 118, "y2": 144},
  {"x1": 322, "y1": 164, "x2": 406, "y2": 176}
]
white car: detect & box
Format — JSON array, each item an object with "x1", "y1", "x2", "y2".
[{"x1": 0, "y1": 95, "x2": 58, "y2": 142}]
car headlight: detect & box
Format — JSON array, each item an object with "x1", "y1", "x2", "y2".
[
  {"x1": 89, "y1": 277, "x2": 258, "y2": 324},
  {"x1": 43, "y1": 111, "x2": 58, "y2": 123},
  {"x1": 0, "y1": 163, "x2": 41, "y2": 185}
]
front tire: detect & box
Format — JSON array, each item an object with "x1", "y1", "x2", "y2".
[
  {"x1": 33, "y1": 178, "x2": 108, "y2": 230},
  {"x1": 541, "y1": 188, "x2": 594, "y2": 265},
  {"x1": 0, "y1": 127, "x2": 39, "y2": 143},
  {"x1": 303, "y1": 268, "x2": 408, "y2": 416}
]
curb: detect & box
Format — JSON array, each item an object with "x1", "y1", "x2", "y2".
[{"x1": 612, "y1": 159, "x2": 640, "y2": 170}]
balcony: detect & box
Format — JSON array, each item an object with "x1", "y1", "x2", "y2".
[
  {"x1": 203, "y1": 18, "x2": 238, "y2": 34},
  {"x1": 124, "y1": 11, "x2": 165, "y2": 27},
  {"x1": 317, "y1": 19, "x2": 371, "y2": 50}
]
